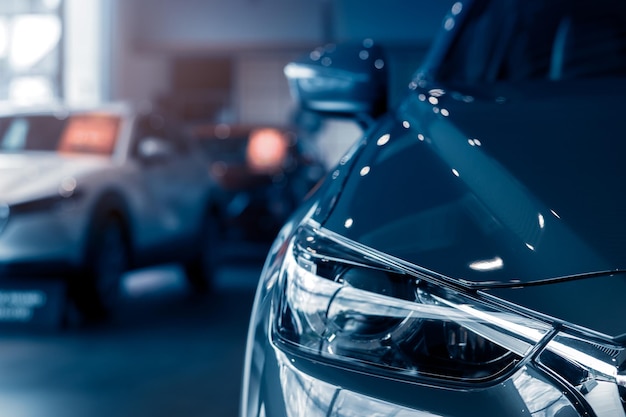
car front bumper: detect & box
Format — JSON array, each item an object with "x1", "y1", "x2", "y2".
[
  {"x1": 243, "y1": 322, "x2": 589, "y2": 417},
  {"x1": 0, "y1": 205, "x2": 86, "y2": 276}
]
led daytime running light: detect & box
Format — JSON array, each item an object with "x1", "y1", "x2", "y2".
[{"x1": 273, "y1": 225, "x2": 552, "y2": 383}]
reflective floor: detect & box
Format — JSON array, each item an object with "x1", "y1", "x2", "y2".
[{"x1": 0, "y1": 258, "x2": 262, "y2": 417}]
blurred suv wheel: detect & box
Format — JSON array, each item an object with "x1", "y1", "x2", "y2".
[
  {"x1": 73, "y1": 215, "x2": 130, "y2": 322},
  {"x1": 184, "y1": 212, "x2": 219, "y2": 294}
]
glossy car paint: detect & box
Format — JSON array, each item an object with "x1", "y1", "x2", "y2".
[{"x1": 241, "y1": 0, "x2": 626, "y2": 416}]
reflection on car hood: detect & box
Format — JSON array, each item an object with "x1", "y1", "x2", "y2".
[
  {"x1": 0, "y1": 152, "x2": 111, "y2": 203},
  {"x1": 321, "y1": 78, "x2": 626, "y2": 285}
]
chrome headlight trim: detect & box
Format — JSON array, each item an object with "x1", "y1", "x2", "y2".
[{"x1": 538, "y1": 333, "x2": 626, "y2": 416}]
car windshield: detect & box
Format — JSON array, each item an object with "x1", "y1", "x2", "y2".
[
  {"x1": 437, "y1": 0, "x2": 626, "y2": 84},
  {"x1": 0, "y1": 114, "x2": 121, "y2": 156}
]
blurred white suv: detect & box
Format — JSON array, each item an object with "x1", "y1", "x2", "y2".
[{"x1": 0, "y1": 102, "x2": 218, "y2": 322}]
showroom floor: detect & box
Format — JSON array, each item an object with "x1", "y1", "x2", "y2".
[{"x1": 0, "y1": 260, "x2": 262, "y2": 417}]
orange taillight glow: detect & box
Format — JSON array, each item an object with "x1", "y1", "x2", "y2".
[
  {"x1": 246, "y1": 128, "x2": 289, "y2": 173},
  {"x1": 57, "y1": 114, "x2": 120, "y2": 155}
]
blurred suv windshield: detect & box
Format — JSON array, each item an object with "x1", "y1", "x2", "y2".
[
  {"x1": 438, "y1": 0, "x2": 626, "y2": 84},
  {"x1": 0, "y1": 114, "x2": 120, "y2": 155}
]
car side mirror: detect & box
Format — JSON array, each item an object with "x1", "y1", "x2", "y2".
[
  {"x1": 137, "y1": 136, "x2": 175, "y2": 163},
  {"x1": 284, "y1": 39, "x2": 388, "y2": 125}
]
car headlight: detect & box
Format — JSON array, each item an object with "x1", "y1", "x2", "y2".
[
  {"x1": 270, "y1": 220, "x2": 626, "y2": 415},
  {"x1": 272, "y1": 221, "x2": 552, "y2": 383}
]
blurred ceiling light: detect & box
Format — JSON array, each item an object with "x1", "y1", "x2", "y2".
[{"x1": 10, "y1": 14, "x2": 61, "y2": 70}]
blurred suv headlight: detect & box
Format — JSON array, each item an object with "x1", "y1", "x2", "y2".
[
  {"x1": 0, "y1": 187, "x2": 83, "y2": 236},
  {"x1": 270, "y1": 220, "x2": 626, "y2": 415}
]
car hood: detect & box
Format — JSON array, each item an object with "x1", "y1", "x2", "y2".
[
  {"x1": 320, "y1": 78, "x2": 626, "y2": 286},
  {"x1": 0, "y1": 152, "x2": 111, "y2": 203},
  {"x1": 482, "y1": 271, "x2": 626, "y2": 342}
]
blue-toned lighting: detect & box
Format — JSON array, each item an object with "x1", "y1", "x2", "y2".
[
  {"x1": 444, "y1": 17, "x2": 455, "y2": 31},
  {"x1": 452, "y1": 2, "x2": 463, "y2": 15}
]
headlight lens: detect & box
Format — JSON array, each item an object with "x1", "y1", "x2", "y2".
[
  {"x1": 269, "y1": 220, "x2": 626, "y2": 416},
  {"x1": 272, "y1": 222, "x2": 552, "y2": 383}
]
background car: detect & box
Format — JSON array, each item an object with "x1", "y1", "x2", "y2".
[
  {"x1": 241, "y1": 0, "x2": 626, "y2": 416},
  {"x1": 0, "y1": 102, "x2": 218, "y2": 324},
  {"x1": 190, "y1": 123, "x2": 325, "y2": 244}
]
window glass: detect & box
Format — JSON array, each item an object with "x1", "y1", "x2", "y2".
[
  {"x1": 0, "y1": 113, "x2": 119, "y2": 155},
  {"x1": 0, "y1": 1, "x2": 62, "y2": 104},
  {"x1": 57, "y1": 114, "x2": 120, "y2": 155},
  {"x1": 437, "y1": 0, "x2": 626, "y2": 84},
  {"x1": 0, "y1": 115, "x2": 66, "y2": 152},
  {"x1": 133, "y1": 113, "x2": 190, "y2": 157}
]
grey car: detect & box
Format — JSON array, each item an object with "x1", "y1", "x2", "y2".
[
  {"x1": 240, "y1": 0, "x2": 626, "y2": 416},
  {"x1": 0, "y1": 103, "x2": 218, "y2": 323}
]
